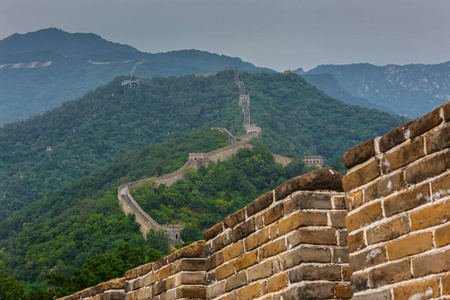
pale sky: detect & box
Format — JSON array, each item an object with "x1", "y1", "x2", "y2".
[{"x1": 0, "y1": 0, "x2": 449, "y2": 71}]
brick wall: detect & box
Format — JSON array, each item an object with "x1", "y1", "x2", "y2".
[{"x1": 343, "y1": 102, "x2": 450, "y2": 299}]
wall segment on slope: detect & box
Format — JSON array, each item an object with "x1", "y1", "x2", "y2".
[{"x1": 60, "y1": 168, "x2": 349, "y2": 300}]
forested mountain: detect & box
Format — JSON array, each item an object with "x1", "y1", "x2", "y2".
[
  {"x1": 0, "y1": 129, "x2": 306, "y2": 294},
  {"x1": 305, "y1": 62, "x2": 450, "y2": 117},
  {"x1": 0, "y1": 70, "x2": 408, "y2": 223},
  {"x1": 0, "y1": 28, "x2": 273, "y2": 125},
  {"x1": 0, "y1": 70, "x2": 408, "y2": 293}
]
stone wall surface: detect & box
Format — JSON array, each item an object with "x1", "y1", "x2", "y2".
[{"x1": 343, "y1": 101, "x2": 450, "y2": 300}]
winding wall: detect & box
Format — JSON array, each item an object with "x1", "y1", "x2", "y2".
[{"x1": 61, "y1": 101, "x2": 450, "y2": 299}]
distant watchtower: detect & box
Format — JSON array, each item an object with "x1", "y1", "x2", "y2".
[
  {"x1": 189, "y1": 153, "x2": 209, "y2": 164},
  {"x1": 121, "y1": 79, "x2": 139, "y2": 92},
  {"x1": 302, "y1": 155, "x2": 324, "y2": 168}
]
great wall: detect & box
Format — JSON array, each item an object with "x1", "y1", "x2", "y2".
[
  {"x1": 60, "y1": 82, "x2": 450, "y2": 299},
  {"x1": 118, "y1": 68, "x2": 290, "y2": 247}
]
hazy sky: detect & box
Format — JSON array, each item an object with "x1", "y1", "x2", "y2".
[{"x1": 1, "y1": 0, "x2": 449, "y2": 71}]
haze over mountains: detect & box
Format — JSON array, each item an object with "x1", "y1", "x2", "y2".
[
  {"x1": 0, "y1": 28, "x2": 448, "y2": 125},
  {"x1": 299, "y1": 62, "x2": 450, "y2": 118}
]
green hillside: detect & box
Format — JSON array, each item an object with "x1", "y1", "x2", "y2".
[
  {"x1": 0, "y1": 129, "x2": 300, "y2": 295},
  {"x1": 0, "y1": 70, "x2": 408, "y2": 222}
]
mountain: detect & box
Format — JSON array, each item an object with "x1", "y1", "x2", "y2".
[
  {"x1": 0, "y1": 28, "x2": 273, "y2": 125},
  {"x1": 0, "y1": 70, "x2": 409, "y2": 291},
  {"x1": 306, "y1": 62, "x2": 450, "y2": 118},
  {"x1": 0, "y1": 28, "x2": 139, "y2": 58},
  {"x1": 299, "y1": 73, "x2": 394, "y2": 114},
  {"x1": 0, "y1": 70, "x2": 408, "y2": 221}
]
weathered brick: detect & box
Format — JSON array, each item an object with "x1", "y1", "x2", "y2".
[
  {"x1": 263, "y1": 203, "x2": 284, "y2": 226},
  {"x1": 216, "y1": 292, "x2": 236, "y2": 300},
  {"x1": 223, "y1": 208, "x2": 246, "y2": 229},
  {"x1": 350, "y1": 271, "x2": 369, "y2": 293},
  {"x1": 410, "y1": 199, "x2": 450, "y2": 231},
  {"x1": 333, "y1": 247, "x2": 349, "y2": 264},
  {"x1": 383, "y1": 183, "x2": 430, "y2": 217},
  {"x1": 369, "y1": 259, "x2": 412, "y2": 288},
  {"x1": 343, "y1": 138, "x2": 375, "y2": 169},
  {"x1": 212, "y1": 232, "x2": 232, "y2": 253},
  {"x1": 393, "y1": 277, "x2": 439, "y2": 300},
  {"x1": 387, "y1": 231, "x2": 433, "y2": 260},
  {"x1": 343, "y1": 159, "x2": 380, "y2": 192},
  {"x1": 247, "y1": 258, "x2": 277, "y2": 282},
  {"x1": 268, "y1": 223, "x2": 278, "y2": 240},
  {"x1": 180, "y1": 272, "x2": 204, "y2": 285},
  {"x1": 435, "y1": 222, "x2": 450, "y2": 247},
  {"x1": 247, "y1": 191, "x2": 273, "y2": 217},
  {"x1": 153, "y1": 279, "x2": 167, "y2": 295},
  {"x1": 225, "y1": 271, "x2": 247, "y2": 292},
  {"x1": 289, "y1": 264, "x2": 341, "y2": 282},
  {"x1": 280, "y1": 246, "x2": 330, "y2": 270},
  {"x1": 215, "y1": 261, "x2": 235, "y2": 281},
  {"x1": 345, "y1": 190, "x2": 364, "y2": 212},
  {"x1": 300, "y1": 282, "x2": 334, "y2": 299},
  {"x1": 377, "y1": 171, "x2": 406, "y2": 197},
  {"x1": 232, "y1": 218, "x2": 255, "y2": 242},
  {"x1": 204, "y1": 222, "x2": 224, "y2": 241},
  {"x1": 284, "y1": 192, "x2": 332, "y2": 215},
  {"x1": 267, "y1": 271, "x2": 288, "y2": 293},
  {"x1": 351, "y1": 289, "x2": 391, "y2": 300},
  {"x1": 275, "y1": 168, "x2": 344, "y2": 200},
  {"x1": 159, "y1": 264, "x2": 174, "y2": 280},
  {"x1": 206, "y1": 281, "x2": 225, "y2": 299},
  {"x1": 405, "y1": 150, "x2": 450, "y2": 185},
  {"x1": 338, "y1": 230, "x2": 348, "y2": 246},
  {"x1": 206, "y1": 251, "x2": 223, "y2": 271},
  {"x1": 335, "y1": 283, "x2": 353, "y2": 299},
  {"x1": 244, "y1": 227, "x2": 270, "y2": 250},
  {"x1": 259, "y1": 238, "x2": 287, "y2": 260},
  {"x1": 443, "y1": 273, "x2": 450, "y2": 295},
  {"x1": 366, "y1": 214, "x2": 410, "y2": 245},
  {"x1": 333, "y1": 196, "x2": 347, "y2": 209},
  {"x1": 175, "y1": 258, "x2": 206, "y2": 272},
  {"x1": 234, "y1": 250, "x2": 258, "y2": 272},
  {"x1": 364, "y1": 182, "x2": 378, "y2": 203},
  {"x1": 379, "y1": 121, "x2": 412, "y2": 153},
  {"x1": 236, "y1": 282, "x2": 260, "y2": 300},
  {"x1": 427, "y1": 123, "x2": 450, "y2": 154},
  {"x1": 223, "y1": 241, "x2": 244, "y2": 262},
  {"x1": 287, "y1": 228, "x2": 336, "y2": 247},
  {"x1": 346, "y1": 201, "x2": 383, "y2": 232},
  {"x1": 381, "y1": 137, "x2": 425, "y2": 174},
  {"x1": 175, "y1": 240, "x2": 206, "y2": 259},
  {"x1": 176, "y1": 286, "x2": 206, "y2": 298},
  {"x1": 432, "y1": 172, "x2": 450, "y2": 200},
  {"x1": 410, "y1": 107, "x2": 442, "y2": 138},
  {"x1": 278, "y1": 211, "x2": 328, "y2": 236},
  {"x1": 412, "y1": 248, "x2": 450, "y2": 277},
  {"x1": 347, "y1": 230, "x2": 366, "y2": 253},
  {"x1": 444, "y1": 102, "x2": 450, "y2": 122},
  {"x1": 330, "y1": 211, "x2": 347, "y2": 228},
  {"x1": 349, "y1": 246, "x2": 387, "y2": 272}
]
